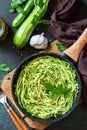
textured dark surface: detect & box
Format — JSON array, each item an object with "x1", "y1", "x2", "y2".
[{"x1": 0, "y1": 0, "x2": 87, "y2": 130}]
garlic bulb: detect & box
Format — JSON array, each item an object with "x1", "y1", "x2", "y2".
[{"x1": 29, "y1": 33, "x2": 48, "y2": 49}]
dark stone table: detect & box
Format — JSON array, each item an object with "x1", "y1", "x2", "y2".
[{"x1": 0, "y1": 0, "x2": 87, "y2": 130}]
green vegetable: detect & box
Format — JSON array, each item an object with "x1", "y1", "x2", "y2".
[
  {"x1": 39, "y1": 19, "x2": 50, "y2": 25},
  {"x1": 12, "y1": 0, "x2": 35, "y2": 27},
  {"x1": 13, "y1": 0, "x2": 50, "y2": 48},
  {"x1": 10, "y1": 0, "x2": 27, "y2": 13},
  {"x1": 43, "y1": 82, "x2": 71, "y2": 99},
  {"x1": 0, "y1": 64, "x2": 10, "y2": 72},
  {"x1": 42, "y1": 82, "x2": 54, "y2": 91},
  {"x1": 16, "y1": 6, "x2": 25, "y2": 14},
  {"x1": 34, "y1": 0, "x2": 44, "y2": 7},
  {"x1": 56, "y1": 42, "x2": 65, "y2": 51},
  {"x1": 15, "y1": 55, "x2": 78, "y2": 119},
  {"x1": 32, "y1": 16, "x2": 50, "y2": 25}
]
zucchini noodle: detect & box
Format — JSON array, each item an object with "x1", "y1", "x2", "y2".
[{"x1": 14, "y1": 55, "x2": 78, "y2": 119}]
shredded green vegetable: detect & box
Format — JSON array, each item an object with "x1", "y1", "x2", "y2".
[{"x1": 14, "y1": 55, "x2": 78, "y2": 119}]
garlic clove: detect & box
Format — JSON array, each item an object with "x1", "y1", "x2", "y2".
[
  {"x1": 29, "y1": 33, "x2": 48, "y2": 49},
  {"x1": 40, "y1": 38, "x2": 48, "y2": 49},
  {"x1": 39, "y1": 35, "x2": 45, "y2": 44}
]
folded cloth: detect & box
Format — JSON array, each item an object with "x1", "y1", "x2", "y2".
[
  {"x1": 54, "y1": 0, "x2": 80, "y2": 23},
  {"x1": 50, "y1": 0, "x2": 87, "y2": 103},
  {"x1": 50, "y1": 19, "x2": 87, "y2": 46}
]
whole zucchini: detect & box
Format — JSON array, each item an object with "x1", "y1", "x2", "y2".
[{"x1": 13, "y1": 0, "x2": 50, "y2": 48}]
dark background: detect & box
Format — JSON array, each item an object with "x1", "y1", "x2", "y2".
[{"x1": 0, "y1": 0, "x2": 87, "y2": 130}]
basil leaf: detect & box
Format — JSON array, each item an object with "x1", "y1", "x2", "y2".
[
  {"x1": 43, "y1": 82, "x2": 71, "y2": 99},
  {"x1": 50, "y1": 92, "x2": 59, "y2": 99},
  {"x1": 10, "y1": 8, "x2": 15, "y2": 13},
  {"x1": 61, "y1": 88, "x2": 72, "y2": 94},
  {"x1": 0, "y1": 64, "x2": 10, "y2": 72},
  {"x1": 51, "y1": 85, "x2": 71, "y2": 99},
  {"x1": 56, "y1": 42, "x2": 65, "y2": 51},
  {"x1": 43, "y1": 82, "x2": 54, "y2": 91},
  {"x1": 32, "y1": 15, "x2": 50, "y2": 25},
  {"x1": 53, "y1": 85, "x2": 71, "y2": 94},
  {"x1": 38, "y1": 20, "x2": 50, "y2": 25}
]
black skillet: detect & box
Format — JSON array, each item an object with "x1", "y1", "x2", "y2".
[{"x1": 11, "y1": 27, "x2": 87, "y2": 123}]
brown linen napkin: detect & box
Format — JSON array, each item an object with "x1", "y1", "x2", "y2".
[{"x1": 50, "y1": 0, "x2": 87, "y2": 103}]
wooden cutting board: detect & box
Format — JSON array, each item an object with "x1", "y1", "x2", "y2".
[{"x1": 1, "y1": 40, "x2": 83, "y2": 130}]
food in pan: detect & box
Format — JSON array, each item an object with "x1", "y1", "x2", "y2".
[{"x1": 14, "y1": 55, "x2": 78, "y2": 119}]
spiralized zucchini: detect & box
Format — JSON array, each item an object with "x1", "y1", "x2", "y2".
[{"x1": 14, "y1": 55, "x2": 78, "y2": 119}]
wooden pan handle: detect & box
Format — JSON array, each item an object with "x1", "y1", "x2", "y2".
[
  {"x1": 7, "y1": 108, "x2": 28, "y2": 130},
  {"x1": 63, "y1": 27, "x2": 87, "y2": 62}
]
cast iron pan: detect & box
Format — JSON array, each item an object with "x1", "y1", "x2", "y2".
[{"x1": 11, "y1": 28, "x2": 87, "y2": 123}]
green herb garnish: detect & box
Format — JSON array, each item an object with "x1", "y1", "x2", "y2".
[
  {"x1": 43, "y1": 82, "x2": 71, "y2": 99},
  {"x1": 56, "y1": 42, "x2": 65, "y2": 51},
  {"x1": 0, "y1": 64, "x2": 10, "y2": 72},
  {"x1": 32, "y1": 15, "x2": 50, "y2": 25},
  {"x1": 38, "y1": 20, "x2": 50, "y2": 25},
  {"x1": 43, "y1": 82, "x2": 54, "y2": 91}
]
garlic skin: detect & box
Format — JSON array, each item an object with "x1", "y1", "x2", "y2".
[{"x1": 29, "y1": 33, "x2": 48, "y2": 49}]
